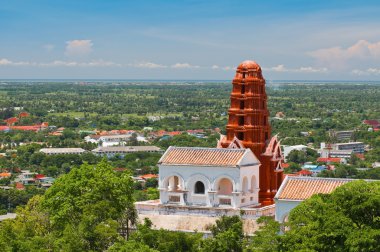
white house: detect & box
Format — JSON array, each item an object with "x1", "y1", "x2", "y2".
[{"x1": 158, "y1": 146, "x2": 260, "y2": 208}]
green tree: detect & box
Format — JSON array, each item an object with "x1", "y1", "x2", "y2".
[
  {"x1": 108, "y1": 240, "x2": 159, "y2": 252},
  {"x1": 287, "y1": 150, "x2": 307, "y2": 164},
  {"x1": 201, "y1": 215, "x2": 244, "y2": 252},
  {"x1": 42, "y1": 159, "x2": 136, "y2": 251},
  {"x1": 130, "y1": 218, "x2": 202, "y2": 252},
  {"x1": 0, "y1": 195, "x2": 54, "y2": 251},
  {"x1": 248, "y1": 216, "x2": 281, "y2": 252}
]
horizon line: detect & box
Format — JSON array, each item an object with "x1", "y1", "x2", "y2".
[{"x1": 1, "y1": 79, "x2": 380, "y2": 83}]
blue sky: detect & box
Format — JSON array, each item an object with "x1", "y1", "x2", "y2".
[{"x1": 1, "y1": 0, "x2": 380, "y2": 80}]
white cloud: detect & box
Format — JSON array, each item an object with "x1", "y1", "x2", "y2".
[
  {"x1": 65, "y1": 40, "x2": 93, "y2": 56},
  {"x1": 222, "y1": 66, "x2": 234, "y2": 71},
  {"x1": 40, "y1": 59, "x2": 121, "y2": 67},
  {"x1": 0, "y1": 58, "x2": 120, "y2": 67},
  {"x1": 264, "y1": 64, "x2": 328, "y2": 73},
  {"x1": 0, "y1": 58, "x2": 13, "y2": 65},
  {"x1": 270, "y1": 64, "x2": 287, "y2": 72},
  {"x1": 297, "y1": 66, "x2": 328, "y2": 73},
  {"x1": 171, "y1": 63, "x2": 200, "y2": 69},
  {"x1": 132, "y1": 62, "x2": 167, "y2": 68},
  {"x1": 211, "y1": 65, "x2": 219, "y2": 69},
  {"x1": 0, "y1": 58, "x2": 34, "y2": 66},
  {"x1": 367, "y1": 68, "x2": 380, "y2": 74},
  {"x1": 352, "y1": 68, "x2": 380, "y2": 76},
  {"x1": 309, "y1": 40, "x2": 380, "y2": 67}
]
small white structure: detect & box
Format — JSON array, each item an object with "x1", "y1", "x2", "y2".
[
  {"x1": 158, "y1": 147, "x2": 260, "y2": 208},
  {"x1": 85, "y1": 134, "x2": 148, "y2": 147},
  {"x1": 92, "y1": 146, "x2": 162, "y2": 158},
  {"x1": 40, "y1": 148, "x2": 86, "y2": 155},
  {"x1": 17, "y1": 170, "x2": 37, "y2": 185},
  {"x1": 372, "y1": 162, "x2": 380, "y2": 168}
]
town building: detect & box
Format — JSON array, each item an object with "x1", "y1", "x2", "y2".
[
  {"x1": 329, "y1": 130, "x2": 354, "y2": 142},
  {"x1": 334, "y1": 142, "x2": 365, "y2": 153},
  {"x1": 92, "y1": 146, "x2": 162, "y2": 158},
  {"x1": 17, "y1": 170, "x2": 37, "y2": 185},
  {"x1": 320, "y1": 141, "x2": 365, "y2": 159},
  {"x1": 40, "y1": 148, "x2": 86, "y2": 155},
  {"x1": 85, "y1": 133, "x2": 147, "y2": 147},
  {"x1": 320, "y1": 149, "x2": 353, "y2": 158}
]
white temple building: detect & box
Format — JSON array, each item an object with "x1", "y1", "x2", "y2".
[
  {"x1": 135, "y1": 145, "x2": 276, "y2": 234},
  {"x1": 158, "y1": 146, "x2": 261, "y2": 208}
]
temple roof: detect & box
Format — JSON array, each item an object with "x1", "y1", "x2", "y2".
[
  {"x1": 158, "y1": 146, "x2": 259, "y2": 167},
  {"x1": 275, "y1": 176, "x2": 356, "y2": 201}
]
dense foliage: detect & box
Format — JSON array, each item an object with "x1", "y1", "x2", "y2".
[{"x1": 0, "y1": 160, "x2": 136, "y2": 251}]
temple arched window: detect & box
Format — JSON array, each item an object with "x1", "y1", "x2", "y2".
[
  {"x1": 194, "y1": 181, "x2": 205, "y2": 194},
  {"x1": 217, "y1": 178, "x2": 233, "y2": 195}
]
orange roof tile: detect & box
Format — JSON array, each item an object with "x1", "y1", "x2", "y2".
[
  {"x1": 15, "y1": 182, "x2": 25, "y2": 190},
  {"x1": 296, "y1": 169, "x2": 312, "y2": 176},
  {"x1": 355, "y1": 153, "x2": 365, "y2": 160},
  {"x1": 5, "y1": 117, "x2": 18, "y2": 125},
  {"x1": 168, "y1": 131, "x2": 182, "y2": 136},
  {"x1": 282, "y1": 163, "x2": 290, "y2": 169},
  {"x1": 0, "y1": 172, "x2": 11, "y2": 178},
  {"x1": 275, "y1": 176, "x2": 355, "y2": 201},
  {"x1": 19, "y1": 112, "x2": 30, "y2": 118},
  {"x1": 140, "y1": 174, "x2": 158, "y2": 179},
  {"x1": 11, "y1": 126, "x2": 40, "y2": 131},
  {"x1": 158, "y1": 147, "x2": 255, "y2": 167},
  {"x1": 0, "y1": 126, "x2": 10, "y2": 131},
  {"x1": 317, "y1": 157, "x2": 342, "y2": 163}
]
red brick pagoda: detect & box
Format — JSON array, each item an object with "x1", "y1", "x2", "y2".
[{"x1": 218, "y1": 60, "x2": 284, "y2": 205}]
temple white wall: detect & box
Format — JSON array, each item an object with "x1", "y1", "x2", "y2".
[{"x1": 159, "y1": 163, "x2": 259, "y2": 208}]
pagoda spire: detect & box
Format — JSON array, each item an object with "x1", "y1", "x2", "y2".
[{"x1": 220, "y1": 60, "x2": 284, "y2": 205}]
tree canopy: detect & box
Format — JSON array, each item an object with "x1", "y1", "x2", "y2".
[{"x1": 0, "y1": 160, "x2": 136, "y2": 251}]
